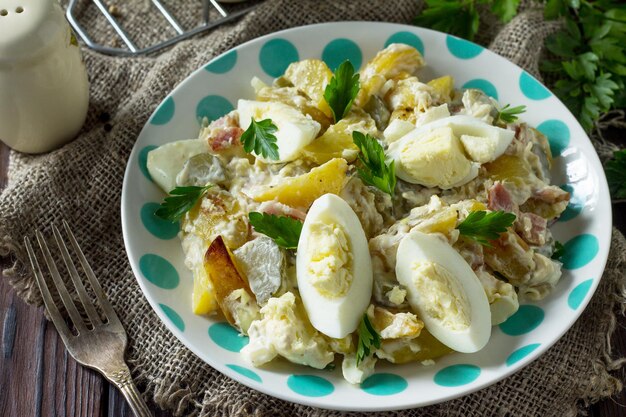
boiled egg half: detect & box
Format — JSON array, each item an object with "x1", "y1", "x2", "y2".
[
  {"x1": 395, "y1": 231, "x2": 491, "y2": 352},
  {"x1": 237, "y1": 99, "x2": 321, "y2": 163},
  {"x1": 296, "y1": 194, "x2": 373, "y2": 338}
]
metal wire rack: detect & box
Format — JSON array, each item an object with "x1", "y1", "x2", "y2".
[{"x1": 66, "y1": 0, "x2": 260, "y2": 56}]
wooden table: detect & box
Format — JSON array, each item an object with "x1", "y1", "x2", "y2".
[{"x1": 0, "y1": 142, "x2": 624, "y2": 417}]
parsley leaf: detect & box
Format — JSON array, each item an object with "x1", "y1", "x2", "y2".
[
  {"x1": 155, "y1": 185, "x2": 212, "y2": 222},
  {"x1": 456, "y1": 210, "x2": 517, "y2": 247},
  {"x1": 356, "y1": 314, "x2": 381, "y2": 366},
  {"x1": 491, "y1": 0, "x2": 521, "y2": 23},
  {"x1": 248, "y1": 212, "x2": 303, "y2": 249},
  {"x1": 551, "y1": 240, "x2": 566, "y2": 261},
  {"x1": 324, "y1": 60, "x2": 360, "y2": 123},
  {"x1": 241, "y1": 118, "x2": 280, "y2": 160},
  {"x1": 605, "y1": 149, "x2": 626, "y2": 200},
  {"x1": 414, "y1": 0, "x2": 480, "y2": 40},
  {"x1": 352, "y1": 131, "x2": 396, "y2": 196},
  {"x1": 496, "y1": 104, "x2": 526, "y2": 124}
]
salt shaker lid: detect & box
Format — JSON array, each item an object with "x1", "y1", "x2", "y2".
[{"x1": 0, "y1": 0, "x2": 69, "y2": 64}]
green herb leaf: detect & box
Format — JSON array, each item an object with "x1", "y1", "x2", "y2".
[
  {"x1": 352, "y1": 131, "x2": 396, "y2": 196},
  {"x1": 456, "y1": 210, "x2": 517, "y2": 246},
  {"x1": 155, "y1": 185, "x2": 212, "y2": 222},
  {"x1": 551, "y1": 240, "x2": 566, "y2": 260},
  {"x1": 414, "y1": 0, "x2": 480, "y2": 40},
  {"x1": 324, "y1": 61, "x2": 360, "y2": 123},
  {"x1": 241, "y1": 118, "x2": 280, "y2": 160},
  {"x1": 248, "y1": 212, "x2": 303, "y2": 249},
  {"x1": 496, "y1": 104, "x2": 526, "y2": 124},
  {"x1": 605, "y1": 149, "x2": 626, "y2": 200},
  {"x1": 356, "y1": 314, "x2": 381, "y2": 366},
  {"x1": 490, "y1": 0, "x2": 521, "y2": 23}
]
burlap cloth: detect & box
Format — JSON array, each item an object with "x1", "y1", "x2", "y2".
[{"x1": 1, "y1": 1, "x2": 625, "y2": 416}]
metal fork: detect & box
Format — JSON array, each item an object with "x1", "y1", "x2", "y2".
[{"x1": 24, "y1": 221, "x2": 152, "y2": 417}]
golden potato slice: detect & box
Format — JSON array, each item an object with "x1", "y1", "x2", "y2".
[
  {"x1": 252, "y1": 158, "x2": 349, "y2": 209},
  {"x1": 192, "y1": 265, "x2": 218, "y2": 315},
  {"x1": 204, "y1": 236, "x2": 252, "y2": 326},
  {"x1": 380, "y1": 329, "x2": 453, "y2": 364},
  {"x1": 427, "y1": 75, "x2": 455, "y2": 102},
  {"x1": 301, "y1": 110, "x2": 377, "y2": 165},
  {"x1": 284, "y1": 59, "x2": 333, "y2": 117}
]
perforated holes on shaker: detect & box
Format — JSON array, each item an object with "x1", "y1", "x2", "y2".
[
  {"x1": 0, "y1": 10, "x2": 8, "y2": 16},
  {"x1": 16, "y1": 7, "x2": 24, "y2": 13}
]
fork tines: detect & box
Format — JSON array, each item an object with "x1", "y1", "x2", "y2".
[{"x1": 24, "y1": 221, "x2": 120, "y2": 340}]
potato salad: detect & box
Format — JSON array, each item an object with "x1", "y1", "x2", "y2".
[{"x1": 147, "y1": 43, "x2": 569, "y2": 383}]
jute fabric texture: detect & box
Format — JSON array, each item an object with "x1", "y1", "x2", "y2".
[{"x1": 1, "y1": 1, "x2": 625, "y2": 416}]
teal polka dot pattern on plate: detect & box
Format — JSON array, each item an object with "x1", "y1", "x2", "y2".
[
  {"x1": 446, "y1": 35, "x2": 483, "y2": 59},
  {"x1": 287, "y1": 375, "x2": 334, "y2": 397},
  {"x1": 226, "y1": 364, "x2": 262, "y2": 383},
  {"x1": 138, "y1": 145, "x2": 157, "y2": 181},
  {"x1": 537, "y1": 119, "x2": 570, "y2": 157},
  {"x1": 139, "y1": 254, "x2": 179, "y2": 289},
  {"x1": 322, "y1": 38, "x2": 363, "y2": 71},
  {"x1": 434, "y1": 364, "x2": 481, "y2": 387},
  {"x1": 322, "y1": 39, "x2": 362, "y2": 71},
  {"x1": 140, "y1": 202, "x2": 179, "y2": 240},
  {"x1": 462, "y1": 79, "x2": 498, "y2": 100},
  {"x1": 150, "y1": 97, "x2": 175, "y2": 125},
  {"x1": 208, "y1": 322, "x2": 249, "y2": 352},
  {"x1": 385, "y1": 31, "x2": 424, "y2": 56},
  {"x1": 361, "y1": 373, "x2": 408, "y2": 396},
  {"x1": 558, "y1": 184, "x2": 583, "y2": 222},
  {"x1": 196, "y1": 95, "x2": 234, "y2": 123},
  {"x1": 499, "y1": 305, "x2": 544, "y2": 336},
  {"x1": 568, "y1": 279, "x2": 594, "y2": 310},
  {"x1": 562, "y1": 234, "x2": 599, "y2": 270},
  {"x1": 506, "y1": 343, "x2": 540, "y2": 366},
  {"x1": 519, "y1": 71, "x2": 551, "y2": 100},
  {"x1": 205, "y1": 50, "x2": 237, "y2": 74},
  {"x1": 159, "y1": 303, "x2": 185, "y2": 332},
  {"x1": 259, "y1": 38, "x2": 299, "y2": 77}
]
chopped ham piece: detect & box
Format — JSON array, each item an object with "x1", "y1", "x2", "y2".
[
  {"x1": 205, "y1": 115, "x2": 244, "y2": 153},
  {"x1": 258, "y1": 201, "x2": 307, "y2": 221},
  {"x1": 516, "y1": 212, "x2": 548, "y2": 246},
  {"x1": 533, "y1": 186, "x2": 570, "y2": 205},
  {"x1": 488, "y1": 182, "x2": 516, "y2": 212}
]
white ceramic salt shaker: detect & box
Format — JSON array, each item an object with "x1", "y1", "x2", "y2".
[{"x1": 0, "y1": 0, "x2": 89, "y2": 154}]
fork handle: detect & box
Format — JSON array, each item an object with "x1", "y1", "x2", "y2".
[{"x1": 109, "y1": 365, "x2": 153, "y2": 417}]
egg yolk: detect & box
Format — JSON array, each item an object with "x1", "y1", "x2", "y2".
[
  {"x1": 398, "y1": 127, "x2": 473, "y2": 188},
  {"x1": 410, "y1": 261, "x2": 470, "y2": 331},
  {"x1": 306, "y1": 221, "x2": 353, "y2": 299}
]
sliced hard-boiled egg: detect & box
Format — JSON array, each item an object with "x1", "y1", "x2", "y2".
[
  {"x1": 296, "y1": 194, "x2": 373, "y2": 338},
  {"x1": 147, "y1": 138, "x2": 210, "y2": 193},
  {"x1": 237, "y1": 99, "x2": 321, "y2": 163},
  {"x1": 395, "y1": 231, "x2": 491, "y2": 353},
  {"x1": 387, "y1": 126, "x2": 480, "y2": 189},
  {"x1": 387, "y1": 115, "x2": 515, "y2": 186}
]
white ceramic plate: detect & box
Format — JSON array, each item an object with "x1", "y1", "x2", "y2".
[{"x1": 121, "y1": 22, "x2": 612, "y2": 411}]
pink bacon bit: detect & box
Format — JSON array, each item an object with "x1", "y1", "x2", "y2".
[
  {"x1": 258, "y1": 201, "x2": 307, "y2": 222},
  {"x1": 488, "y1": 182, "x2": 516, "y2": 212},
  {"x1": 206, "y1": 115, "x2": 244, "y2": 153},
  {"x1": 533, "y1": 186, "x2": 570, "y2": 205}
]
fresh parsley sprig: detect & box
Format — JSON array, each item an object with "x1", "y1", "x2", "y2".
[
  {"x1": 248, "y1": 212, "x2": 303, "y2": 249},
  {"x1": 241, "y1": 118, "x2": 280, "y2": 160},
  {"x1": 356, "y1": 313, "x2": 381, "y2": 366},
  {"x1": 414, "y1": 0, "x2": 521, "y2": 41},
  {"x1": 324, "y1": 61, "x2": 360, "y2": 123},
  {"x1": 551, "y1": 240, "x2": 565, "y2": 261},
  {"x1": 605, "y1": 149, "x2": 626, "y2": 200},
  {"x1": 155, "y1": 185, "x2": 212, "y2": 222},
  {"x1": 352, "y1": 131, "x2": 396, "y2": 196},
  {"x1": 456, "y1": 210, "x2": 517, "y2": 247},
  {"x1": 496, "y1": 104, "x2": 526, "y2": 124}
]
